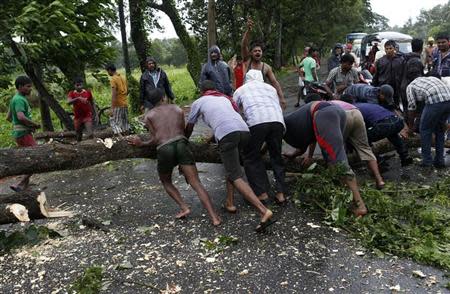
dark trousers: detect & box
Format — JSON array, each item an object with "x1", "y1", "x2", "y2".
[
  {"x1": 419, "y1": 101, "x2": 450, "y2": 165},
  {"x1": 367, "y1": 116, "x2": 408, "y2": 161},
  {"x1": 243, "y1": 122, "x2": 286, "y2": 196}
]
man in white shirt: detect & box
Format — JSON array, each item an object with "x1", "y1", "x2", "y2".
[
  {"x1": 185, "y1": 80, "x2": 274, "y2": 232},
  {"x1": 233, "y1": 70, "x2": 286, "y2": 203}
]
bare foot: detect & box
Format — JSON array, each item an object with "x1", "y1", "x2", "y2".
[
  {"x1": 275, "y1": 192, "x2": 286, "y2": 204},
  {"x1": 352, "y1": 202, "x2": 367, "y2": 217},
  {"x1": 258, "y1": 193, "x2": 269, "y2": 201},
  {"x1": 224, "y1": 204, "x2": 237, "y2": 213},
  {"x1": 260, "y1": 209, "x2": 273, "y2": 223},
  {"x1": 175, "y1": 207, "x2": 191, "y2": 219},
  {"x1": 212, "y1": 216, "x2": 222, "y2": 226},
  {"x1": 376, "y1": 180, "x2": 385, "y2": 190}
]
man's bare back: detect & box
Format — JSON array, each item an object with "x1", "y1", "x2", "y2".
[{"x1": 145, "y1": 104, "x2": 186, "y2": 146}]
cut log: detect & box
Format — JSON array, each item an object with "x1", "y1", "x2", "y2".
[
  {"x1": 0, "y1": 134, "x2": 445, "y2": 179},
  {"x1": 0, "y1": 204, "x2": 30, "y2": 224},
  {"x1": 0, "y1": 191, "x2": 74, "y2": 224}
]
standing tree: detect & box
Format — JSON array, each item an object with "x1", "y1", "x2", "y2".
[
  {"x1": 118, "y1": 0, "x2": 131, "y2": 77},
  {"x1": 207, "y1": 0, "x2": 217, "y2": 48},
  {"x1": 129, "y1": 0, "x2": 151, "y2": 72},
  {"x1": 148, "y1": 0, "x2": 202, "y2": 86}
]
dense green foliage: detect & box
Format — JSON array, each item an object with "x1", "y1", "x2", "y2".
[
  {"x1": 401, "y1": 1, "x2": 450, "y2": 39},
  {"x1": 183, "y1": 0, "x2": 388, "y2": 63},
  {"x1": 293, "y1": 165, "x2": 450, "y2": 270}
]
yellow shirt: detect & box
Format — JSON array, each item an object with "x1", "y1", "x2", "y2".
[{"x1": 110, "y1": 73, "x2": 128, "y2": 107}]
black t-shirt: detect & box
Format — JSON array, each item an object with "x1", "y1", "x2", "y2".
[{"x1": 283, "y1": 102, "x2": 315, "y2": 151}]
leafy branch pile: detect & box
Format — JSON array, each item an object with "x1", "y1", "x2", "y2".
[{"x1": 293, "y1": 165, "x2": 450, "y2": 270}]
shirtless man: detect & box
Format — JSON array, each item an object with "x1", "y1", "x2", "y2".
[
  {"x1": 127, "y1": 89, "x2": 221, "y2": 226},
  {"x1": 241, "y1": 18, "x2": 286, "y2": 109}
]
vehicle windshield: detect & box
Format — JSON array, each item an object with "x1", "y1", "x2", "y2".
[{"x1": 397, "y1": 42, "x2": 412, "y2": 53}]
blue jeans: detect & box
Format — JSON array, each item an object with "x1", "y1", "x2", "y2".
[{"x1": 419, "y1": 101, "x2": 450, "y2": 165}]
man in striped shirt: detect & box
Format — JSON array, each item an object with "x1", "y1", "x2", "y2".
[
  {"x1": 233, "y1": 70, "x2": 286, "y2": 204},
  {"x1": 406, "y1": 76, "x2": 450, "y2": 167}
]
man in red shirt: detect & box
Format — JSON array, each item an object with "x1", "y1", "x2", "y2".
[{"x1": 67, "y1": 78, "x2": 94, "y2": 141}]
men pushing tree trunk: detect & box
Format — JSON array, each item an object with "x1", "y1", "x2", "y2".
[{"x1": 127, "y1": 89, "x2": 221, "y2": 226}]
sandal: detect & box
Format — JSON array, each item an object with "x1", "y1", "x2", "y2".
[{"x1": 255, "y1": 219, "x2": 277, "y2": 233}]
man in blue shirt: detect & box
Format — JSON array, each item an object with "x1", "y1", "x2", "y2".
[
  {"x1": 341, "y1": 96, "x2": 413, "y2": 167},
  {"x1": 344, "y1": 84, "x2": 395, "y2": 110}
]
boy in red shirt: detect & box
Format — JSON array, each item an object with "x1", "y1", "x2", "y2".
[
  {"x1": 67, "y1": 78, "x2": 94, "y2": 141},
  {"x1": 234, "y1": 56, "x2": 244, "y2": 89}
]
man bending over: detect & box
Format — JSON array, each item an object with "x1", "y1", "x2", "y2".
[{"x1": 127, "y1": 89, "x2": 221, "y2": 226}]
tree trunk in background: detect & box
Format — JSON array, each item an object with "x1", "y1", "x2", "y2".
[
  {"x1": 119, "y1": 0, "x2": 139, "y2": 114},
  {"x1": 35, "y1": 67, "x2": 54, "y2": 132},
  {"x1": 129, "y1": 0, "x2": 150, "y2": 72},
  {"x1": 207, "y1": 0, "x2": 217, "y2": 49},
  {"x1": 38, "y1": 98, "x2": 54, "y2": 132},
  {"x1": 274, "y1": 8, "x2": 282, "y2": 70},
  {"x1": 118, "y1": 0, "x2": 131, "y2": 77},
  {"x1": 150, "y1": 0, "x2": 201, "y2": 86},
  {"x1": 8, "y1": 36, "x2": 74, "y2": 130}
]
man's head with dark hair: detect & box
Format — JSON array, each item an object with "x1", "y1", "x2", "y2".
[
  {"x1": 425, "y1": 71, "x2": 442, "y2": 79},
  {"x1": 73, "y1": 77, "x2": 84, "y2": 91},
  {"x1": 411, "y1": 38, "x2": 423, "y2": 53},
  {"x1": 146, "y1": 57, "x2": 157, "y2": 71},
  {"x1": 250, "y1": 40, "x2": 264, "y2": 62},
  {"x1": 236, "y1": 55, "x2": 243, "y2": 65},
  {"x1": 304, "y1": 93, "x2": 322, "y2": 104},
  {"x1": 148, "y1": 88, "x2": 165, "y2": 106},
  {"x1": 340, "y1": 94, "x2": 354, "y2": 104},
  {"x1": 308, "y1": 47, "x2": 316, "y2": 56},
  {"x1": 384, "y1": 40, "x2": 397, "y2": 57},
  {"x1": 15, "y1": 75, "x2": 33, "y2": 95},
  {"x1": 435, "y1": 33, "x2": 449, "y2": 53},
  {"x1": 340, "y1": 53, "x2": 355, "y2": 72},
  {"x1": 201, "y1": 80, "x2": 217, "y2": 93},
  {"x1": 378, "y1": 84, "x2": 394, "y2": 105},
  {"x1": 105, "y1": 64, "x2": 116, "y2": 76}
]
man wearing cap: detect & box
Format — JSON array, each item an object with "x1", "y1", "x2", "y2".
[{"x1": 140, "y1": 57, "x2": 175, "y2": 112}]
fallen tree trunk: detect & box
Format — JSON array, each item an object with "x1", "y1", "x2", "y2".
[
  {"x1": 0, "y1": 191, "x2": 74, "y2": 224},
  {"x1": 0, "y1": 134, "x2": 442, "y2": 179},
  {"x1": 34, "y1": 128, "x2": 115, "y2": 141}
]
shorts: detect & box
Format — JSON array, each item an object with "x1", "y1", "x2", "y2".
[
  {"x1": 74, "y1": 116, "x2": 92, "y2": 131},
  {"x1": 312, "y1": 104, "x2": 354, "y2": 176},
  {"x1": 218, "y1": 131, "x2": 250, "y2": 182},
  {"x1": 344, "y1": 109, "x2": 376, "y2": 161},
  {"x1": 157, "y1": 138, "x2": 195, "y2": 174},
  {"x1": 16, "y1": 134, "x2": 37, "y2": 147}
]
